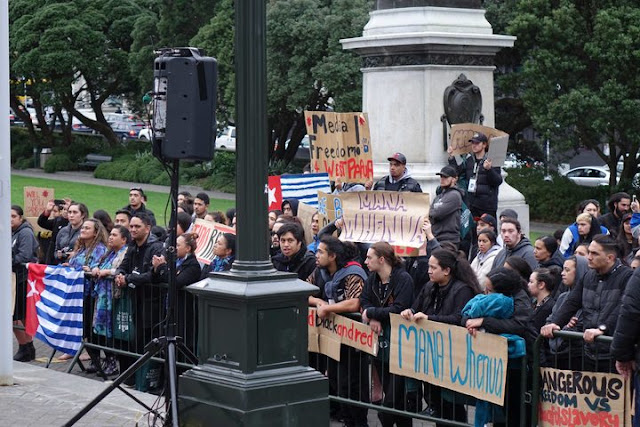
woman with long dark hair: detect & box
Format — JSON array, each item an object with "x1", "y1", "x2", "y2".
[
  {"x1": 360, "y1": 242, "x2": 413, "y2": 427},
  {"x1": 616, "y1": 213, "x2": 637, "y2": 263},
  {"x1": 55, "y1": 202, "x2": 88, "y2": 263},
  {"x1": 67, "y1": 218, "x2": 108, "y2": 270},
  {"x1": 401, "y1": 248, "x2": 481, "y2": 424},
  {"x1": 11, "y1": 205, "x2": 39, "y2": 362},
  {"x1": 470, "y1": 229, "x2": 501, "y2": 286}
]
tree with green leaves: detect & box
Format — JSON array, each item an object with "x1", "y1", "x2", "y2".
[
  {"x1": 192, "y1": 0, "x2": 372, "y2": 163},
  {"x1": 10, "y1": 0, "x2": 150, "y2": 146},
  {"x1": 502, "y1": 0, "x2": 640, "y2": 184}
]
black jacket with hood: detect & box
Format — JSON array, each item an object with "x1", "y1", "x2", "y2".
[{"x1": 271, "y1": 244, "x2": 316, "y2": 280}]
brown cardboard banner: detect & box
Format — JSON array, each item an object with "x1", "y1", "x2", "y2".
[
  {"x1": 304, "y1": 111, "x2": 373, "y2": 182},
  {"x1": 191, "y1": 219, "x2": 236, "y2": 265},
  {"x1": 539, "y1": 367, "x2": 631, "y2": 427},
  {"x1": 449, "y1": 123, "x2": 509, "y2": 167},
  {"x1": 297, "y1": 201, "x2": 317, "y2": 246},
  {"x1": 317, "y1": 191, "x2": 340, "y2": 230},
  {"x1": 389, "y1": 314, "x2": 508, "y2": 406},
  {"x1": 23, "y1": 186, "x2": 54, "y2": 218},
  {"x1": 308, "y1": 308, "x2": 378, "y2": 361},
  {"x1": 339, "y1": 191, "x2": 429, "y2": 248}
]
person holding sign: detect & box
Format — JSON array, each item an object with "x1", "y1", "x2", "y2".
[
  {"x1": 360, "y1": 242, "x2": 414, "y2": 427},
  {"x1": 448, "y1": 132, "x2": 502, "y2": 219},
  {"x1": 307, "y1": 236, "x2": 369, "y2": 427},
  {"x1": 373, "y1": 152, "x2": 422, "y2": 193},
  {"x1": 400, "y1": 248, "x2": 481, "y2": 425}
]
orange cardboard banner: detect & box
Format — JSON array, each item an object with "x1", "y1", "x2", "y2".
[{"x1": 308, "y1": 308, "x2": 378, "y2": 361}]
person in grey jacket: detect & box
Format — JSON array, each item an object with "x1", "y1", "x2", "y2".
[
  {"x1": 430, "y1": 165, "x2": 463, "y2": 246},
  {"x1": 11, "y1": 205, "x2": 39, "y2": 362},
  {"x1": 542, "y1": 234, "x2": 633, "y2": 372},
  {"x1": 492, "y1": 217, "x2": 537, "y2": 270}
]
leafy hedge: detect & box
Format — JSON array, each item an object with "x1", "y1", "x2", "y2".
[{"x1": 505, "y1": 168, "x2": 615, "y2": 223}]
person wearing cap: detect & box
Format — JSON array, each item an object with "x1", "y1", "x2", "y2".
[
  {"x1": 122, "y1": 187, "x2": 156, "y2": 226},
  {"x1": 448, "y1": 132, "x2": 502, "y2": 218},
  {"x1": 430, "y1": 165, "x2": 464, "y2": 246},
  {"x1": 499, "y1": 208, "x2": 518, "y2": 222},
  {"x1": 373, "y1": 152, "x2": 422, "y2": 192}
]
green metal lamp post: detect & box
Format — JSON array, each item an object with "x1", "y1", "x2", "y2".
[{"x1": 177, "y1": 0, "x2": 329, "y2": 425}]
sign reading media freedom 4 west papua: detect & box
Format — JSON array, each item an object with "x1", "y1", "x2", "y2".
[
  {"x1": 539, "y1": 367, "x2": 631, "y2": 427},
  {"x1": 308, "y1": 307, "x2": 378, "y2": 361},
  {"x1": 389, "y1": 314, "x2": 509, "y2": 406},
  {"x1": 449, "y1": 123, "x2": 509, "y2": 168},
  {"x1": 304, "y1": 111, "x2": 373, "y2": 182}
]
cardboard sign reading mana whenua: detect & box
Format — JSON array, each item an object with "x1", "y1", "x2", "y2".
[
  {"x1": 389, "y1": 314, "x2": 508, "y2": 406},
  {"x1": 304, "y1": 111, "x2": 373, "y2": 182},
  {"x1": 308, "y1": 308, "x2": 378, "y2": 361}
]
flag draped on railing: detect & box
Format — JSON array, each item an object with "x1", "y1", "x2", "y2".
[{"x1": 25, "y1": 264, "x2": 85, "y2": 355}]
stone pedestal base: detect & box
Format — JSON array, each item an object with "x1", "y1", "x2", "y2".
[{"x1": 179, "y1": 365, "x2": 328, "y2": 426}]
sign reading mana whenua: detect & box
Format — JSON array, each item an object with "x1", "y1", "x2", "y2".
[{"x1": 304, "y1": 111, "x2": 373, "y2": 182}]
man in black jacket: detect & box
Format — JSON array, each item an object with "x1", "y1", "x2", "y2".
[
  {"x1": 448, "y1": 132, "x2": 503, "y2": 218},
  {"x1": 430, "y1": 165, "x2": 463, "y2": 246},
  {"x1": 611, "y1": 267, "x2": 640, "y2": 421},
  {"x1": 373, "y1": 152, "x2": 422, "y2": 192},
  {"x1": 542, "y1": 234, "x2": 632, "y2": 372},
  {"x1": 272, "y1": 222, "x2": 316, "y2": 280},
  {"x1": 122, "y1": 187, "x2": 156, "y2": 226},
  {"x1": 114, "y1": 212, "x2": 164, "y2": 384},
  {"x1": 599, "y1": 192, "x2": 630, "y2": 239}
]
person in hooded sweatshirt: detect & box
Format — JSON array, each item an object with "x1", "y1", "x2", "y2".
[
  {"x1": 492, "y1": 217, "x2": 537, "y2": 271},
  {"x1": 373, "y1": 152, "x2": 422, "y2": 192},
  {"x1": 281, "y1": 198, "x2": 300, "y2": 217},
  {"x1": 430, "y1": 165, "x2": 464, "y2": 247},
  {"x1": 534, "y1": 235, "x2": 565, "y2": 269},
  {"x1": 471, "y1": 229, "x2": 501, "y2": 287},
  {"x1": 272, "y1": 222, "x2": 316, "y2": 280},
  {"x1": 11, "y1": 205, "x2": 39, "y2": 362}
]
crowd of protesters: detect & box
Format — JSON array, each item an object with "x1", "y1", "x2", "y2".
[{"x1": 11, "y1": 132, "x2": 640, "y2": 424}]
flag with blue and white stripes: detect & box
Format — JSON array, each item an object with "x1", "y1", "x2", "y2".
[
  {"x1": 25, "y1": 264, "x2": 85, "y2": 355},
  {"x1": 280, "y1": 173, "x2": 331, "y2": 208}
]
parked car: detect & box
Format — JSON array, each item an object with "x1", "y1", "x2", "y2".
[
  {"x1": 9, "y1": 109, "x2": 14, "y2": 126},
  {"x1": 215, "y1": 126, "x2": 236, "y2": 151},
  {"x1": 284, "y1": 135, "x2": 310, "y2": 160},
  {"x1": 562, "y1": 166, "x2": 617, "y2": 187},
  {"x1": 138, "y1": 127, "x2": 152, "y2": 140},
  {"x1": 111, "y1": 121, "x2": 143, "y2": 142}
]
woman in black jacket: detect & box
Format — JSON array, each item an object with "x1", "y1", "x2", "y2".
[
  {"x1": 400, "y1": 248, "x2": 481, "y2": 425},
  {"x1": 37, "y1": 199, "x2": 69, "y2": 264},
  {"x1": 360, "y1": 241, "x2": 413, "y2": 427}
]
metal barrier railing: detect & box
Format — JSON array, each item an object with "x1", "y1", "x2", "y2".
[
  {"x1": 67, "y1": 279, "x2": 198, "y2": 376},
  {"x1": 530, "y1": 330, "x2": 616, "y2": 427},
  {"x1": 310, "y1": 312, "x2": 530, "y2": 427}
]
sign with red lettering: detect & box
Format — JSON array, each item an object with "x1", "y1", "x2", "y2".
[
  {"x1": 308, "y1": 308, "x2": 378, "y2": 361},
  {"x1": 449, "y1": 123, "x2": 509, "y2": 167},
  {"x1": 191, "y1": 219, "x2": 236, "y2": 265},
  {"x1": 539, "y1": 367, "x2": 631, "y2": 427},
  {"x1": 23, "y1": 186, "x2": 54, "y2": 218},
  {"x1": 304, "y1": 111, "x2": 373, "y2": 182}
]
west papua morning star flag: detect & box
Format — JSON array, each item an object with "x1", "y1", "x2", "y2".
[
  {"x1": 267, "y1": 173, "x2": 331, "y2": 211},
  {"x1": 25, "y1": 264, "x2": 85, "y2": 355}
]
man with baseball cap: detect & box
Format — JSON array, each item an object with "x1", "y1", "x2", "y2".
[
  {"x1": 448, "y1": 131, "x2": 503, "y2": 218},
  {"x1": 373, "y1": 152, "x2": 422, "y2": 192},
  {"x1": 430, "y1": 165, "x2": 464, "y2": 245}
]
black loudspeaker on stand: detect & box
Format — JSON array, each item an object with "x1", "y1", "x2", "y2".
[{"x1": 65, "y1": 47, "x2": 217, "y2": 427}]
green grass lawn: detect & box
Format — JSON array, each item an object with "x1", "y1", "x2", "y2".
[{"x1": 12, "y1": 175, "x2": 235, "y2": 227}]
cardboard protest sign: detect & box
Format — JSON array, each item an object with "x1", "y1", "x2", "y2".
[
  {"x1": 316, "y1": 191, "x2": 341, "y2": 229},
  {"x1": 297, "y1": 201, "x2": 317, "y2": 245},
  {"x1": 308, "y1": 308, "x2": 379, "y2": 361},
  {"x1": 338, "y1": 191, "x2": 429, "y2": 248},
  {"x1": 304, "y1": 111, "x2": 373, "y2": 182},
  {"x1": 23, "y1": 187, "x2": 54, "y2": 218},
  {"x1": 389, "y1": 314, "x2": 508, "y2": 406},
  {"x1": 449, "y1": 123, "x2": 509, "y2": 167},
  {"x1": 539, "y1": 367, "x2": 631, "y2": 427},
  {"x1": 191, "y1": 219, "x2": 236, "y2": 265}
]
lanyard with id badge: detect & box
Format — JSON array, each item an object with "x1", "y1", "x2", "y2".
[{"x1": 468, "y1": 156, "x2": 486, "y2": 193}]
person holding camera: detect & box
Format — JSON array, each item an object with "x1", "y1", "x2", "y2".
[
  {"x1": 37, "y1": 198, "x2": 69, "y2": 264},
  {"x1": 54, "y1": 202, "x2": 88, "y2": 263}
]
